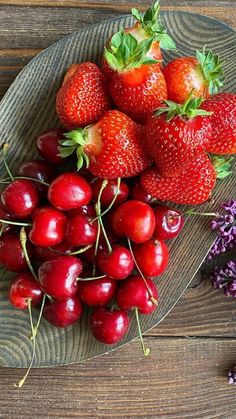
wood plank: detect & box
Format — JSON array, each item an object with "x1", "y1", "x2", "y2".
[{"x1": 0, "y1": 338, "x2": 236, "y2": 418}]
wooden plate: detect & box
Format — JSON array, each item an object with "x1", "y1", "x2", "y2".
[{"x1": 0, "y1": 11, "x2": 235, "y2": 368}]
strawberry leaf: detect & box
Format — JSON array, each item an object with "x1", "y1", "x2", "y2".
[
  {"x1": 196, "y1": 47, "x2": 224, "y2": 94},
  {"x1": 211, "y1": 155, "x2": 234, "y2": 179},
  {"x1": 131, "y1": 7, "x2": 143, "y2": 23},
  {"x1": 158, "y1": 33, "x2": 176, "y2": 51},
  {"x1": 155, "y1": 93, "x2": 212, "y2": 121}
]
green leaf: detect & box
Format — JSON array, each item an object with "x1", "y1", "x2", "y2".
[
  {"x1": 158, "y1": 33, "x2": 176, "y2": 51},
  {"x1": 124, "y1": 33, "x2": 138, "y2": 55},
  {"x1": 141, "y1": 58, "x2": 158, "y2": 65},
  {"x1": 110, "y1": 31, "x2": 123, "y2": 50},
  {"x1": 59, "y1": 146, "x2": 76, "y2": 158},
  {"x1": 196, "y1": 47, "x2": 224, "y2": 94},
  {"x1": 103, "y1": 48, "x2": 119, "y2": 70},
  {"x1": 211, "y1": 155, "x2": 234, "y2": 179},
  {"x1": 131, "y1": 7, "x2": 143, "y2": 23}
]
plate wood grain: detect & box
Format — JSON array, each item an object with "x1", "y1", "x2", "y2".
[{"x1": 0, "y1": 11, "x2": 235, "y2": 368}]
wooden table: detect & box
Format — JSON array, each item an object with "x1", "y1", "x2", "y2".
[{"x1": 0, "y1": 1, "x2": 236, "y2": 417}]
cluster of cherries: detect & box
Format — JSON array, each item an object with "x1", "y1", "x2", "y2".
[{"x1": 0, "y1": 127, "x2": 184, "y2": 366}]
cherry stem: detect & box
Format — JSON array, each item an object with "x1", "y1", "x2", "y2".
[
  {"x1": 95, "y1": 179, "x2": 112, "y2": 254},
  {"x1": 14, "y1": 298, "x2": 36, "y2": 388},
  {"x1": 20, "y1": 228, "x2": 37, "y2": 281},
  {"x1": 127, "y1": 238, "x2": 158, "y2": 306},
  {"x1": 0, "y1": 176, "x2": 50, "y2": 187},
  {"x1": 77, "y1": 274, "x2": 107, "y2": 281},
  {"x1": 2, "y1": 144, "x2": 14, "y2": 181},
  {"x1": 48, "y1": 244, "x2": 92, "y2": 256},
  {"x1": 184, "y1": 210, "x2": 218, "y2": 217},
  {"x1": 0, "y1": 224, "x2": 4, "y2": 238},
  {"x1": 0, "y1": 219, "x2": 32, "y2": 227},
  {"x1": 134, "y1": 307, "x2": 150, "y2": 357},
  {"x1": 30, "y1": 294, "x2": 46, "y2": 340},
  {"x1": 92, "y1": 177, "x2": 121, "y2": 222}
]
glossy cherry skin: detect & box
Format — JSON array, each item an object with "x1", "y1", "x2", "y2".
[
  {"x1": 34, "y1": 241, "x2": 74, "y2": 261},
  {"x1": 36, "y1": 127, "x2": 65, "y2": 165},
  {"x1": 66, "y1": 204, "x2": 96, "y2": 218},
  {"x1": 110, "y1": 200, "x2": 155, "y2": 244},
  {"x1": 9, "y1": 272, "x2": 43, "y2": 309},
  {"x1": 18, "y1": 159, "x2": 55, "y2": 195},
  {"x1": 130, "y1": 182, "x2": 152, "y2": 204},
  {"x1": 78, "y1": 276, "x2": 117, "y2": 306},
  {"x1": 91, "y1": 178, "x2": 129, "y2": 207},
  {"x1": 38, "y1": 255, "x2": 82, "y2": 299},
  {"x1": 133, "y1": 239, "x2": 169, "y2": 277},
  {"x1": 66, "y1": 214, "x2": 98, "y2": 246},
  {"x1": 0, "y1": 206, "x2": 13, "y2": 236},
  {"x1": 0, "y1": 234, "x2": 32, "y2": 272},
  {"x1": 90, "y1": 307, "x2": 130, "y2": 344},
  {"x1": 48, "y1": 172, "x2": 92, "y2": 211},
  {"x1": 97, "y1": 245, "x2": 134, "y2": 280},
  {"x1": 1, "y1": 179, "x2": 39, "y2": 219},
  {"x1": 116, "y1": 275, "x2": 159, "y2": 314},
  {"x1": 29, "y1": 206, "x2": 68, "y2": 247},
  {"x1": 153, "y1": 205, "x2": 184, "y2": 240},
  {"x1": 43, "y1": 296, "x2": 83, "y2": 327}
]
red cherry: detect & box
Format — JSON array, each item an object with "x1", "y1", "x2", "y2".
[
  {"x1": 130, "y1": 182, "x2": 152, "y2": 203},
  {"x1": 0, "y1": 234, "x2": 32, "y2": 272},
  {"x1": 116, "y1": 275, "x2": 159, "y2": 314},
  {"x1": 78, "y1": 276, "x2": 117, "y2": 306},
  {"x1": 91, "y1": 178, "x2": 129, "y2": 207},
  {"x1": 82, "y1": 230, "x2": 117, "y2": 263},
  {"x1": 9, "y1": 272, "x2": 43, "y2": 309},
  {"x1": 90, "y1": 307, "x2": 130, "y2": 344},
  {"x1": 97, "y1": 245, "x2": 134, "y2": 280},
  {"x1": 153, "y1": 205, "x2": 184, "y2": 240},
  {"x1": 43, "y1": 296, "x2": 83, "y2": 327},
  {"x1": 133, "y1": 239, "x2": 169, "y2": 277},
  {"x1": 1, "y1": 180, "x2": 39, "y2": 219},
  {"x1": 34, "y1": 241, "x2": 74, "y2": 261},
  {"x1": 66, "y1": 204, "x2": 96, "y2": 218},
  {"x1": 48, "y1": 172, "x2": 92, "y2": 211},
  {"x1": 38, "y1": 255, "x2": 82, "y2": 299},
  {"x1": 18, "y1": 159, "x2": 55, "y2": 195},
  {"x1": 0, "y1": 206, "x2": 14, "y2": 236},
  {"x1": 66, "y1": 214, "x2": 98, "y2": 246},
  {"x1": 110, "y1": 200, "x2": 155, "y2": 243},
  {"x1": 36, "y1": 127, "x2": 65, "y2": 165},
  {"x1": 29, "y1": 206, "x2": 68, "y2": 247}
]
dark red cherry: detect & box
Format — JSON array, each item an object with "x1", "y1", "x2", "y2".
[
  {"x1": 133, "y1": 239, "x2": 169, "y2": 277},
  {"x1": 9, "y1": 271, "x2": 43, "y2": 309},
  {"x1": 153, "y1": 205, "x2": 184, "y2": 240},
  {"x1": 66, "y1": 204, "x2": 96, "y2": 218},
  {"x1": 130, "y1": 182, "x2": 152, "y2": 203},
  {"x1": 1, "y1": 180, "x2": 39, "y2": 219},
  {"x1": 91, "y1": 178, "x2": 129, "y2": 207},
  {"x1": 90, "y1": 307, "x2": 130, "y2": 344},
  {"x1": 66, "y1": 214, "x2": 98, "y2": 246},
  {"x1": 97, "y1": 245, "x2": 134, "y2": 280},
  {"x1": 110, "y1": 200, "x2": 155, "y2": 243},
  {"x1": 48, "y1": 172, "x2": 92, "y2": 211},
  {"x1": 0, "y1": 206, "x2": 14, "y2": 236},
  {"x1": 116, "y1": 275, "x2": 159, "y2": 314},
  {"x1": 0, "y1": 234, "x2": 32, "y2": 272},
  {"x1": 36, "y1": 127, "x2": 65, "y2": 165},
  {"x1": 29, "y1": 206, "x2": 68, "y2": 247},
  {"x1": 43, "y1": 296, "x2": 83, "y2": 327},
  {"x1": 18, "y1": 159, "x2": 55, "y2": 195},
  {"x1": 78, "y1": 276, "x2": 117, "y2": 306},
  {"x1": 38, "y1": 255, "x2": 82, "y2": 299},
  {"x1": 34, "y1": 241, "x2": 74, "y2": 261}
]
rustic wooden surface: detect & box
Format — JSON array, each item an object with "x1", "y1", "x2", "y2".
[{"x1": 0, "y1": 0, "x2": 236, "y2": 417}]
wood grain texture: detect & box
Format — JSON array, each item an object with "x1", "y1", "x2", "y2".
[{"x1": 0, "y1": 10, "x2": 235, "y2": 369}]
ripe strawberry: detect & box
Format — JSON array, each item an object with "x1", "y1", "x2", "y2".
[
  {"x1": 59, "y1": 110, "x2": 150, "y2": 179},
  {"x1": 200, "y1": 92, "x2": 236, "y2": 154},
  {"x1": 141, "y1": 154, "x2": 217, "y2": 205},
  {"x1": 145, "y1": 96, "x2": 212, "y2": 177},
  {"x1": 163, "y1": 49, "x2": 224, "y2": 103},
  {"x1": 102, "y1": 1, "x2": 175, "y2": 80},
  {"x1": 56, "y1": 62, "x2": 111, "y2": 130}
]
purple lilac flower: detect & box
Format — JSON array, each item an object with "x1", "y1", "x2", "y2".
[
  {"x1": 228, "y1": 366, "x2": 236, "y2": 385},
  {"x1": 210, "y1": 260, "x2": 236, "y2": 297},
  {"x1": 208, "y1": 200, "x2": 236, "y2": 260}
]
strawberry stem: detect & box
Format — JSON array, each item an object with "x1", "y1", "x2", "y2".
[{"x1": 134, "y1": 307, "x2": 150, "y2": 356}]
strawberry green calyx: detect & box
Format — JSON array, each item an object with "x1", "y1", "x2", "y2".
[
  {"x1": 131, "y1": 1, "x2": 176, "y2": 50},
  {"x1": 196, "y1": 47, "x2": 224, "y2": 94},
  {"x1": 104, "y1": 30, "x2": 158, "y2": 71},
  {"x1": 211, "y1": 155, "x2": 234, "y2": 179},
  {"x1": 155, "y1": 94, "x2": 212, "y2": 121},
  {"x1": 59, "y1": 129, "x2": 90, "y2": 170}
]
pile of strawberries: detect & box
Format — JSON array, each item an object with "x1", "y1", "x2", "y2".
[{"x1": 1, "y1": 1, "x2": 235, "y2": 386}]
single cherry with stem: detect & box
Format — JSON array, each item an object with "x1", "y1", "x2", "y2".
[
  {"x1": 66, "y1": 214, "x2": 98, "y2": 246},
  {"x1": 97, "y1": 245, "x2": 134, "y2": 280},
  {"x1": 153, "y1": 205, "x2": 184, "y2": 240},
  {"x1": 132, "y1": 238, "x2": 169, "y2": 277},
  {"x1": 91, "y1": 178, "x2": 129, "y2": 209},
  {"x1": 29, "y1": 206, "x2": 68, "y2": 247},
  {"x1": 90, "y1": 307, "x2": 130, "y2": 344},
  {"x1": 78, "y1": 275, "x2": 117, "y2": 306}
]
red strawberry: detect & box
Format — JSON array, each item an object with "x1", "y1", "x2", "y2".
[
  {"x1": 163, "y1": 49, "x2": 224, "y2": 104},
  {"x1": 56, "y1": 62, "x2": 111, "y2": 130},
  {"x1": 59, "y1": 110, "x2": 150, "y2": 179},
  {"x1": 145, "y1": 96, "x2": 212, "y2": 177},
  {"x1": 200, "y1": 92, "x2": 236, "y2": 154},
  {"x1": 102, "y1": 1, "x2": 175, "y2": 80},
  {"x1": 141, "y1": 154, "x2": 217, "y2": 205}
]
